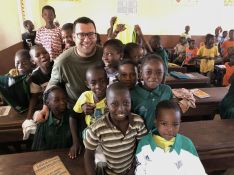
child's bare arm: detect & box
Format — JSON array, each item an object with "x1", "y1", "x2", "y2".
[
  {"x1": 109, "y1": 24, "x2": 126, "y2": 39},
  {"x1": 27, "y1": 93, "x2": 39, "y2": 119},
  {"x1": 84, "y1": 149, "x2": 96, "y2": 175},
  {"x1": 107, "y1": 16, "x2": 117, "y2": 39}
]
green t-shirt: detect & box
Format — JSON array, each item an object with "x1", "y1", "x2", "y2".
[{"x1": 131, "y1": 84, "x2": 172, "y2": 131}]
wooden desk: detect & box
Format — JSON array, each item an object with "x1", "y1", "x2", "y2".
[
  {"x1": 182, "y1": 87, "x2": 228, "y2": 121},
  {"x1": 166, "y1": 72, "x2": 210, "y2": 88},
  {"x1": 180, "y1": 119, "x2": 234, "y2": 172},
  {"x1": 168, "y1": 64, "x2": 187, "y2": 73},
  {"x1": 0, "y1": 108, "x2": 26, "y2": 143},
  {"x1": 0, "y1": 149, "x2": 86, "y2": 175}
]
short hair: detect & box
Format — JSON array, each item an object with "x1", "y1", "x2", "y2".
[
  {"x1": 42, "y1": 5, "x2": 55, "y2": 15},
  {"x1": 150, "y1": 35, "x2": 161, "y2": 46},
  {"x1": 61, "y1": 23, "x2": 73, "y2": 32},
  {"x1": 124, "y1": 42, "x2": 141, "y2": 59},
  {"x1": 15, "y1": 49, "x2": 31, "y2": 61},
  {"x1": 29, "y1": 45, "x2": 47, "y2": 59},
  {"x1": 155, "y1": 100, "x2": 181, "y2": 118},
  {"x1": 106, "y1": 82, "x2": 129, "y2": 99},
  {"x1": 23, "y1": 20, "x2": 32, "y2": 28},
  {"x1": 43, "y1": 86, "x2": 65, "y2": 105},
  {"x1": 103, "y1": 39, "x2": 124, "y2": 54},
  {"x1": 205, "y1": 34, "x2": 214, "y2": 45},
  {"x1": 141, "y1": 53, "x2": 164, "y2": 68},
  {"x1": 73, "y1": 17, "x2": 96, "y2": 32},
  {"x1": 118, "y1": 59, "x2": 136, "y2": 69},
  {"x1": 86, "y1": 65, "x2": 107, "y2": 80}
]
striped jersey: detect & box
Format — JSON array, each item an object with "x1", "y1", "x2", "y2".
[
  {"x1": 83, "y1": 113, "x2": 147, "y2": 175},
  {"x1": 35, "y1": 26, "x2": 63, "y2": 60}
]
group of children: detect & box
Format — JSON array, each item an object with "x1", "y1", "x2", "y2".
[{"x1": 3, "y1": 4, "x2": 234, "y2": 175}]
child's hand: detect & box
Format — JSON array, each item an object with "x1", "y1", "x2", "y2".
[
  {"x1": 134, "y1": 25, "x2": 142, "y2": 35},
  {"x1": 33, "y1": 105, "x2": 49, "y2": 123},
  {"x1": 115, "y1": 24, "x2": 126, "y2": 33},
  {"x1": 81, "y1": 103, "x2": 96, "y2": 115},
  {"x1": 68, "y1": 141, "x2": 82, "y2": 159},
  {"x1": 110, "y1": 16, "x2": 117, "y2": 27}
]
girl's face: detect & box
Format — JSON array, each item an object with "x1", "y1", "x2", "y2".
[
  {"x1": 129, "y1": 47, "x2": 144, "y2": 65},
  {"x1": 102, "y1": 46, "x2": 121, "y2": 68},
  {"x1": 141, "y1": 60, "x2": 164, "y2": 90},
  {"x1": 118, "y1": 64, "x2": 137, "y2": 89},
  {"x1": 47, "y1": 89, "x2": 67, "y2": 114}
]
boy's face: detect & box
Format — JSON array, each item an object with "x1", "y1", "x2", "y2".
[
  {"x1": 118, "y1": 64, "x2": 137, "y2": 89},
  {"x1": 156, "y1": 108, "x2": 181, "y2": 141},
  {"x1": 62, "y1": 30, "x2": 74, "y2": 45},
  {"x1": 42, "y1": 9, "x2": 55, "y2": 24},
  {"x1": 223, "y1": 31, "x2": 228, "y2": 38},
  {"x1": 47, "y1": 89, "x2": 67, "y2": 114},
  {"x1": 86, "y1": 70, "x2": 108, "y2": 100},
  {"x1": 229, "y1": 31, "x2": 234, "y2": 40},
  {"x1": 207, "y1": 37, "x2": 214, "y2": 46},
  {"x1": 102, "y1": 46, "x2": 121, "y2": 68},
  {"x1": 107, "y1": 89, "x2": 131, "y2": 121},
  {"x1": 141, "y1": 60, "x2": 164, "y2": 90},
  {"x1": 25, "y1": 21, "x2": 34, "y2": 32},
  {"x1": 31, "y1": 47, "x2": 50, "y2": 68},
  {"x1": 15, "y1": 56, "x2": 32, "y2": 75},
  {"x1": 129, "y1": 48, "x2": 144, "y2": 65},
  {"x1": 74, "y1": 23, "x2": 97, "y2": 57},
  {"x1": 189, "y1": 41, "x2": 195, "y2": 49},
  {"x1": 185, "y1": 26, "x2": 190, "y2": 33}
]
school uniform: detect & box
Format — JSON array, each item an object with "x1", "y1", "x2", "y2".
[
  {"x1": 32, "y1": 110, "x2": 72, "y2": 151},
  {"x1": 131, "y1": 84, "x2": 172, "y2": 131},
  {"x1": 135, "y1": 129, "x2": 207, "y2": 175},
  {"x1": 152, "y1": 47, "x2": 169, "y2": 75}
]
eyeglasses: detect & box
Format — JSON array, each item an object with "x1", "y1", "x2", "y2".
[{"x1": 76, "y1": 32, "x2": 97, "y2": 40}]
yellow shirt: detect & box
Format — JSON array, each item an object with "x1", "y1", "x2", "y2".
[
  {"x1": 73, "y1": 91, "x2": 106, "y2": 126},
  {"x1": 153, "y1": 134, "x2": 175, "y2": 152},
  {"x1": 197, "y1": 46, "x2": 219, "y2": 73}
]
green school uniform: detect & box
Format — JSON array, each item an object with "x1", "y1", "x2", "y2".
[
  {"x1": 153, "y1": 48, "x2": 169, "y2": 75},
  {"x1": 131, "y1": 84, "x2": 172, "y2": 131},
  {"x1": 32, "y1": 110, "x2": 72, "y2": 151}
]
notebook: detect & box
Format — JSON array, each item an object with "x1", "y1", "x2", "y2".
[
  {"x1": 170, "y1": 71, "x2": 190, "y2": 79},
  {"x1": 191, "y1": 89, "x2": 210, "y2": 98}
]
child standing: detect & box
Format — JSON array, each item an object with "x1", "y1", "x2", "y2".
[
  {"x1": 223, "y1": 47, "x2": 234, "y2": 86},
  {"x1": 173, "y1": 37, "x2": 189, "y2": 65},
  {"x1": 102, "y1": 39, "x2": 123, "y2": 84},
  {"x1": 73, "y1": 65, "x2": 108, "y2": 126},
  {"x1": 22, "y1": 20, "x2": 36, "y2": 50},
  {"x1": 61, "y1": 23, "x2": 75, "y2": 51},
  {"x1": 32, "y1": 86, "x2": 72, "y2": 151},
  {"x1": 221, "y1": 29, "x2": 234, "y2": 58},
  {"x1": 83, "y1": 82, "x2": 147, "y2": 175},
  {"x1": 183, "y1": 39, "x2": 198, "y2": 72},
  {"x1": 35, "y1": 5, "x2": 63, "y2": 60},
  {"x1": 131, "y1": 54, "x2": 172, "y2": 131},
  {"x1": 181, "y1": 25, "x2": 191, "y2": 41},
  {"x1": 197, "y1": 34, "x2": 220, "y2": 79},
  {"x1": 135, "y1": 100, "x2": 207, "y2": 175},
  {"x1": 117, "y1": 59, "x2": 137, "y2": 90},
  {"x1": 27, "y1": 45, "x2": 53, "y2": 119}
]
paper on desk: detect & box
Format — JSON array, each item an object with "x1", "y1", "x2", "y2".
[
  {"x1": 0, "y1": 106, "x2": 11, "y2": 117},
  {"x1": 190, "y1": 89, "x2": 210, "y2": 98},
  {"x1": 33, "y1": 156, "x2": 71, "y2": 175}
]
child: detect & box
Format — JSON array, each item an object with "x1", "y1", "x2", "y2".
[
  {"x1": 32, "y1": 86, "x2": 72, "y2": 151},
  {"x1": 223, "y1": 47, "x2": 234, "y2": 86},
  {"x1": 183, "y1": 39, "x2": 198, "y2": 72},
  {"x1": 22, "y1": 20, "x2": 36, "y2": 50},
  {"x1": 73, "y1": 65, "x2": 108, "y2": 126},
  {"x1": 27, "y1": 45, "x2": 53, "y2": 119},
  {"x1": 61, "y1": 23, "x2": 75, "y2": 51},
  {"x1": 123, "y1": 42, "x2": 144, "y2": 65},
  {"x1": 221, "y1": 29, "x2": 234, "y2": 58},
  {"x1": 117, "y1": 59, "x2": 137, "y2": 89},
  {"x1": 197, "y1": 34, "x2": 220, "y2": 79},
  {"x1": 181, "y1": 25, "x2": 191, "y2": 41},
  {"x1": 0, "y1": 50, "x2": 32, "y2": 113},
  {"x1": 149, "y1": 35, "x2": 169, "y2": 75},
  {"x1": 102, "y1": 39, "x2": 123, "y2": 84},
  {"x1": 131, "y1": 54, "x2": 173, "y2": 131},
  {"x1": 135, "y1": 100, "x2": 207, "y2": 175},
  {"x1": 35, "y1": 5, "x2": 63, "y2": 60},
  {"x1": 83, "y1": 82, "x2": 147, "y2": 175},
  {"x1": 173, "y1": 37, "x2": 189, "y2": 65}
]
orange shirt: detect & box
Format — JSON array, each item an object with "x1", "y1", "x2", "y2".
[
  {"x1": 223, "y1": 62, "x2": 234, "y2": 86},
  {"x1": 184, "y1": 47, "x2": 198, "y2": 65},
  {"x1": 221, "y1": 40, "x2": 234, "y2": 58}
]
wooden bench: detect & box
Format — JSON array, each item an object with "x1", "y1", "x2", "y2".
[{"x1": 180, "y1": 119, "x2": 234, "y2": 173}]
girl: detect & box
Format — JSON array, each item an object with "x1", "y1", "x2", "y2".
[
  {"x1": 32, "y1": 86, "x2": 72, "y2": 151},
  {"x1": 130, "y1": 54, "x2": 173, "y2": 131}
]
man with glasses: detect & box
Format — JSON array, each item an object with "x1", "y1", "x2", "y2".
[{"x1": 45, "y1": 17, "x2": 103, "y2": 158}]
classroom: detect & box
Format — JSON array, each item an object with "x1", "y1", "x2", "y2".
[{"x1": 1, "y1": 0, "x2": 234, "y2": 175}]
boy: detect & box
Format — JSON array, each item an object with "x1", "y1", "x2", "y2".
[
  {"x1": 35, "y1": 5, "x2": 62, "y2": 60},
  {"x1": 117, "y1": 59, "x2": 137, "y2": 89},
  {"x1": 22, "y1": 20, "x2": 36, "y2": 50},
  {"x1": 102, "y1": 39, "x2": 124, "y2": 84},
  {"x1": 135, "y1": 100, "x2": 207, "y2": 175},
  {"x1": 183, "y1": 39, "x2": 198, "y2": 72},
  {"x1": 84, "y1": 82, "x2": 147, "y2": 175},
  {"x1": 73, "y1": 65, "x2": 108, "y2": 126},
  {"x1": 173, "y1": 37, "x2": 189, "y2": 65},
  {"x1": 27, "y1": 45, "x2": 52, "y2": 119},
  {"x1": 221, "y1": 29, "x2": 234, "y2": 58},
  {"x1": 61, "y1": 23, "x2": 75, "y2": 51}
]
